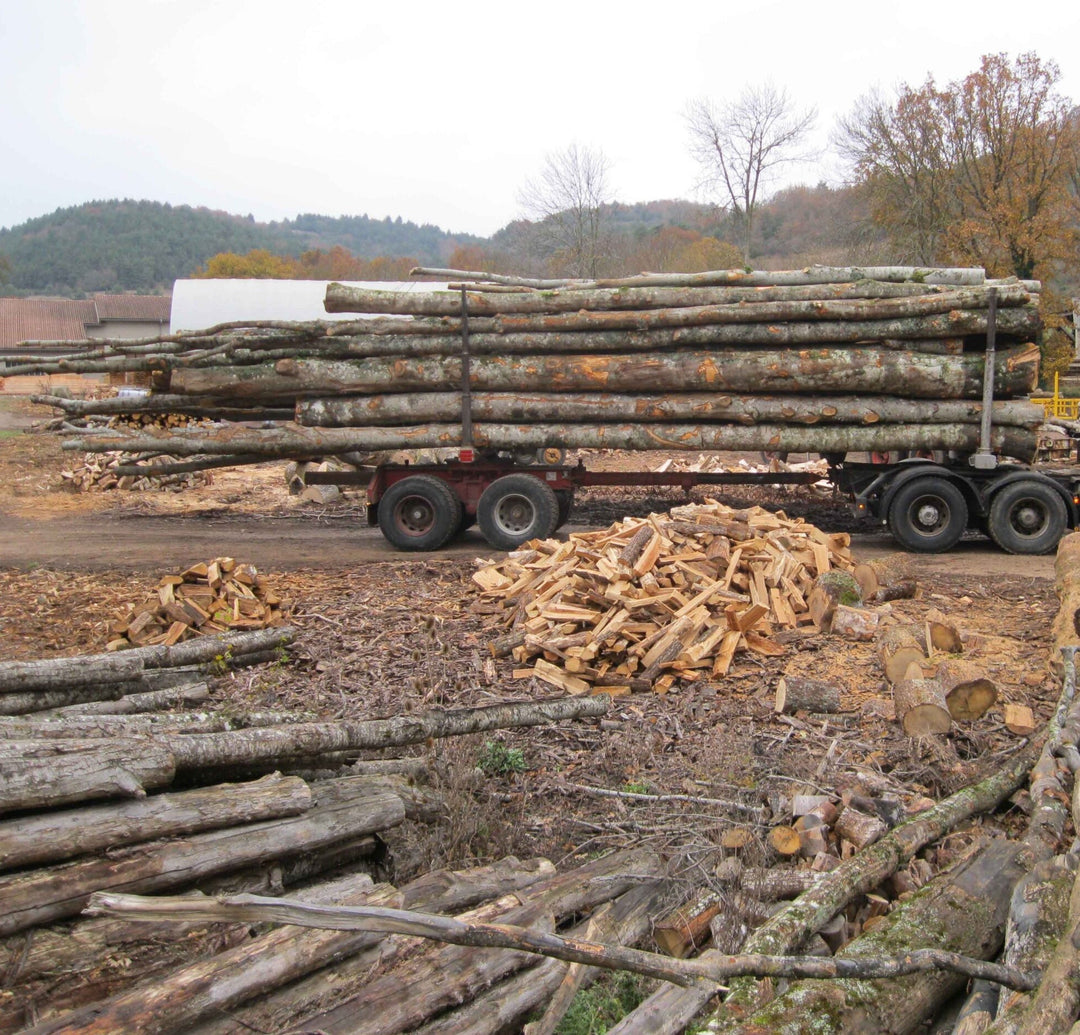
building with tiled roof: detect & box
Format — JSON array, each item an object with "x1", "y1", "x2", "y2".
[{"x1": 0, "y1": 294, "x2": 170, "y2": 353}]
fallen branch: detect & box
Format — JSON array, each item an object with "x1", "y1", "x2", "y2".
[{"x1": 85, "y1": 890, "x2": 1037, "y2": 991}]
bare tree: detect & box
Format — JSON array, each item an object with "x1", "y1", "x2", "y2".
[
  {"x1": 517, "y1": 143, "x2": 612, "y2": 278},
  {"x1": 687, "y1": 84, "x2": 817, "y2": 265}
]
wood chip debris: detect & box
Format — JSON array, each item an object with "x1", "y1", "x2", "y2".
[
  {"x1": 107, "y1": 557, "x2": 286, "y2": 650},
  {"x1": 474, "y1": 500, "x2": 855, "y2": 694}
]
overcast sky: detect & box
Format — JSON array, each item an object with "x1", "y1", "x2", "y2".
[{"x1": 2, "y1": 0, "x2": 1079, "y2": 238}]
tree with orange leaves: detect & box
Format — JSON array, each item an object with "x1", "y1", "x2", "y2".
[{"x1": 837, "y1": 52, "x2": 1080, "y2": 282}]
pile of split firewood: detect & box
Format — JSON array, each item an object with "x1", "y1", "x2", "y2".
[
  {"x1": 474, "y1": 500, "x2": 856, "y2": 693},
  {"x1": 61, "y1": 450, "x2": 213, "y2": 492},
  {"x1": 106, "y1": 557, "x2": 286, "y2": 649},
  {"x1": 0, "y1": 638, "x2": 622, "y2": 1034}
]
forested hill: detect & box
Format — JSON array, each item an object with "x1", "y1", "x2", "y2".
[{"x1": 0, "y1": 200, "x2": 481, "y2": 295}]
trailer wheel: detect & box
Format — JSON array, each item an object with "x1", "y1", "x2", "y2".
[
  {"x1": 477, "y1": 474, "x2": 560, "y2": 550},
  {"x1": 377, "y1": 475, "x2": 462, "y2": 551},
  {"x1": 988, "y1": 480, "x2": 1067, "y2": 555},
  {"x1": 887, "y1": 476, "x2": 968, "y2": 552}
]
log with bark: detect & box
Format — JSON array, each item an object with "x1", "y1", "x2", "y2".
[
  {"x1": 719, "y1": 837, "x2": 1028, "y2": 1034},
  {"x1": 0, "y1": 772, "x2": 312, "y2": 871},
  {"x1": 401, "y1": 264, "x2": 997, "y2": 291},
  {"x1": 0, "y1": 777, "x2": 405, "y2": 937},
  {"x1": 296, "y1": 391, "x2": 1044, "y2": 430},
  {"x1": 61, "y1": 418, "x2": 1041, "y2": 464},
  {"x1": 165, "y1": 345, "x2": 1039, "y2": 401}
]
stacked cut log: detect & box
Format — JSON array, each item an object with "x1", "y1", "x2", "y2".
[
  {"x1": 61, "y1": 450, "x2": 214, "y2": 492},
  {"x1": 106, "y1": 557, "x2": 286, "y2": 649},
  {"x1": 11, "y1": 266, "x2": 1045, "y2": 469},
  {"x1": 474, "y1": 499, "x2": 855, "y2": 693},
  {"x1": 0, "y1": 634, "x2": 620, "y2": 1035}
]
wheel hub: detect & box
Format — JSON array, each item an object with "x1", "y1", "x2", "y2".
[
  {"x1": 495, "y1": 495, "x2": 534, "y2": 534},
  {"x1": 915, "y1": 501, "x2": 944, "y2": 530}
]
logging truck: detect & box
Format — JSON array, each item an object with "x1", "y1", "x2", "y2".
[
  {"x1": 292, "y1": 271, "x2": 1080, "y2": 557},
  {"x1": 26, "y1": 270, "x2": 1079, "y2": 556}
]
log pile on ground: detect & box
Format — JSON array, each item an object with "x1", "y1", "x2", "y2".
[
  {"x1": 474, "y1": 500, "x2": 857, "y2": 693},
  {"x1": 0, "y1": 640, "x2": 618, "y2": 1033},
  {"x1": 105, "y1": 557, "x2": 286, "y2": 649},
  {"x1": 11, "y1": 265, "x2": 1045, "y2": 470},
  {"x1": 61, "y1": 451, "x2": 214, "y2": 492}
]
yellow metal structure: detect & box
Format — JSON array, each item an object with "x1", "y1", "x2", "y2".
[{"x1": 1034, "y1": 373, "x2": 1080, "y2": 420}]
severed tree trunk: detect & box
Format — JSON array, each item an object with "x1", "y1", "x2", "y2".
[
  {"x1": 722, "y1": 837, "x2": 1027, "y2": 1034},
  {"x1": 893, "y1": 677, "x2": 952, "y2": 735},
  {"x1": 166, "y1": 345, "x2": 1040, "y2": 401},
  {"x1": 0, "y1": 654, "x2": 143, "y2": 695},
  {"x1": 774, "y1": 677, "x2": 843, "y2": 714},
  {"x1": 0, "y1": 780, "x2": 405, "y2": 938},
  {"x1": 414, "y1": 264, "x2": 998, "y2": 289},
  {"x1": 1050, "y1": 532, "x2": 1080, "y2": 678},
  {"x1": 62, "y1": 420, "x2": 1041, "y2": 465},
  {"x1": 163, "y1": 696, "x2": 610, "y2": 772},
  {"x1": 937, "y1": 659, "x2": 997, "y2": 720},
  {"x1": 878, "y1": 624, "x2": 929, "y2": 684},
  {"x1": 0, "y1": 737, "x2": 177, "y2": 812},
  {"x1": 0, "y1": 772, "x2": 312, "y2": 871},
  {"x1": 296, "y1": 392, "x2": 1044, "y2": 430}
]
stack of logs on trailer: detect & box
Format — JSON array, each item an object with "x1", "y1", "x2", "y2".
[{"x1": 20, "y1": 265, "x2": 1046, "y2": 470}]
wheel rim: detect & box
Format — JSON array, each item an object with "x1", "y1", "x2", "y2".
[
  {"x1": 492, "y1": 493, "x2": 537, "y2": 536},
  {"x1": 1005, "y1": 496, "x2": 1052, "y2": 541},
  {"x1": 907, "y1": 494, "x2": 954, "y2": 540},
  {"x1": 393, "y1": 494, "x2": 437, "y2": 537}
]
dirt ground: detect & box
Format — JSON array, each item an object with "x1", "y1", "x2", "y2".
[{"x1": 0, "y1": 397, "x2": 1063, "y2": 886}]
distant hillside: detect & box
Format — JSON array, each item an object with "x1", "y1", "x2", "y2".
[
  {"x1": 0, "y1": 187, "x2": 878, "y2": 296},
  {"x1": 0, "y1": 200, "x2": 482, "y2": 295}
]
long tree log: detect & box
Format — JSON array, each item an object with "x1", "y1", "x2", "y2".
[
  {"x1": 0, "y1": 653, "x2": 144, "y2": 695},
  {"x1": 405, "y1": 265, "x2": 993, "y2": 290},
  {"x1": 0, "y1": 682, "x2": 144, "y2": 716},
  {"x1": 0, "y1": 736, "x2": 177, "y2": 813},
  {"x1": 184, "y1": 845, "x2": 667, "y2": 1035},
  {"x1": 184, "y1": 856, "x2": 591, "y2": 1035},
  {"x1": 166, "y1": 345, "x2": 1039, "y2": 401},
  {"x1": 162, "y1": 696, "x2": 610, "y2": 772},
  {"x1": 0, "y1": 772, "x2": 312, "y2": 871},
  {"x1": 63, "y1": 419, "x2": 1041, "y2": 464},
  {"x1": 297, "y1": 392, "x2": 1045, "y2": 430},
  {"x1": 324, "y1": 283, "x2": 1030, "y2": 319},
  {"x1": 0, "y1": 780, "x2": 405, "y2": 937},
  {"x1": 32, "y1": 393, "x2": 295, "y2": 421},
  {"x1": 719, "y1": 837, "x2": 1028, "y2": 1035},
  {"x1": 45, "y1": 864, "x2": 666, "y2": 1035},
  {"x1": 41, "y1": 681, "x2": 210, "y2": 716}
]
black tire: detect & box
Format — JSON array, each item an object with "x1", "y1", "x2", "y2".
[
  {"x1": 477, "y1": 474, "x2": 560, "y2": 550},
  {"x1": 887, "y1": 476, "x2": 969, "y2": 552},
  {"x1": 554, "y1": 490, "x2": 574, "y2": 530},
  {"x1": 377, "y1": 475, "x2": 462, "y2": 551},
  {"x1": 987, "y1": 479, "x2": 1067, "y2": 555}
]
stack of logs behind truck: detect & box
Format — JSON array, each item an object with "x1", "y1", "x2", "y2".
[{"x1": 19, "y1": 265, "x2": 1080, "y2": 555}]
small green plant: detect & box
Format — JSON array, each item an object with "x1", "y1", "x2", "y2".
[
  {"x1": 208, "y1": 647, "x2": 234, "y2": 676},
  {"x1": 551, "y1": 972, "x2": 650, "y2": 1034},
  {"x1": 623, "y1": 781, "x2": 653, "y2": 795},
  {"x1": 476, "y1": 740, "x2": 526, "y2": 775}
]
